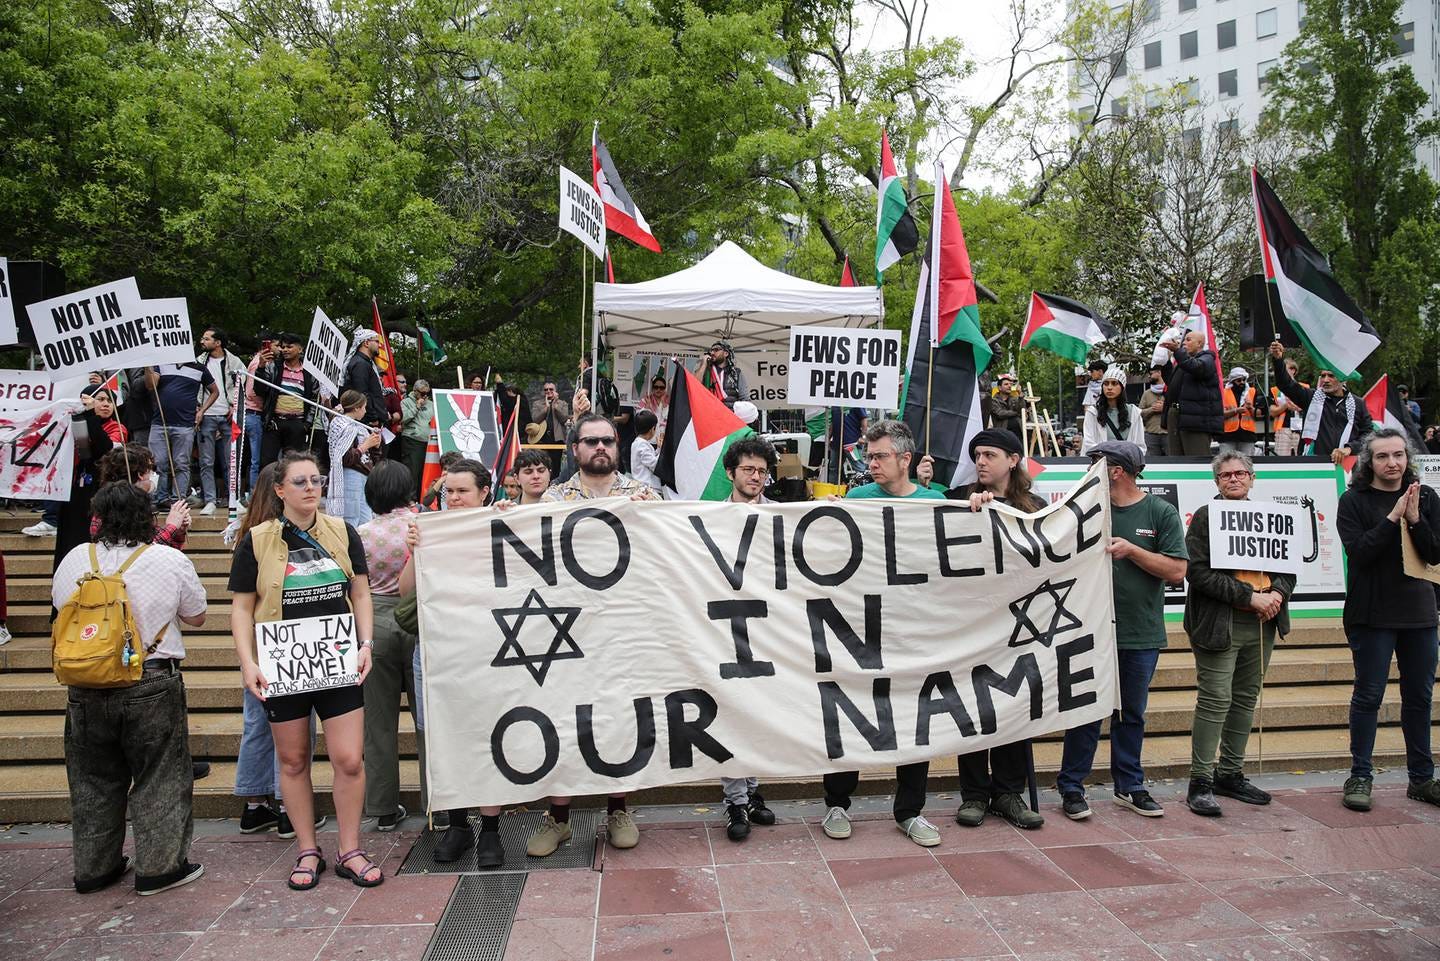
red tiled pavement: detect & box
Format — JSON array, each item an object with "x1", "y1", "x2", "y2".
[{"x1": 7, "y1": 790, "x2": 1440, "y2": 961}]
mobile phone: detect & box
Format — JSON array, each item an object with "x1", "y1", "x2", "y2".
[{"x1": 261, "y1": 339, "x2": 273, "y2": 353}]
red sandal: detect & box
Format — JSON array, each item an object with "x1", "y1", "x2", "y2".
[
  {"x1": 286, "y1": 849, "x2": 326, "y2": 891},
  {"x1": 335, "y1": 848, "x2": 384, "y2": 887}
]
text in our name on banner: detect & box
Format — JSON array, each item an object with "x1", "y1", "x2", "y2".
[
  {"x1": 255, "y1": 613, "x2": 360, "y2": 696},
  {"x1": 786, "y1": 326, "x2": 901, "y2": 409},
  {"x1": 303, "y1": 307, "x2": 346, "y2": 399},
  {"x1": 558, "y1": 166, "x2": 606, "y2": 259},
  {"x1": 26, "y1": 278, "x2": 197, "y2": 378},
  {"x1": 415, "y1": 465, "x2": 1117, "y2": 809}
]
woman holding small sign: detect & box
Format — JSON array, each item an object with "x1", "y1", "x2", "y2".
[{"x1": 229, "y1": 450, "x2": 381, "y2": 890}]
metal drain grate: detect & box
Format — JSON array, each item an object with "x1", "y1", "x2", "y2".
[
  {"x1": 422, "y1": 874, "x2": 525, "y2": 961},
  {"x1": 399, "y1": 809, "x2": 600, "y2": 874}
]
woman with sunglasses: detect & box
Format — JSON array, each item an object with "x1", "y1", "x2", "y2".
[{"x1": 229, "y1": 450, "x2": 380, "y2": 890}]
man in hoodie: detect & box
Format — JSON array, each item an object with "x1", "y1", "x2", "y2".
[{"x1": 196, "y1": 328, "x2": 245, "y2": 515}]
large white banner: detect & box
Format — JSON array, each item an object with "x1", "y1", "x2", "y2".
[
  {"x1": 0, "y1": 257, "x2": 17, "y2": 346},
  {"x1": 1032, "y1": 458, "x2": 1346, "y2": 616},
  {"x1": 26, "y1": 279, "x2": 194, "y2": 378},
  {"x1": 0, "y1": 400, "x2": 82, "y2": 500},
  {"x1": 416, "y1": 465, "x2": 1118, "y2": 809},
  {"x1": 303, "y1": 307, "x2": 346, "y2": 399}
]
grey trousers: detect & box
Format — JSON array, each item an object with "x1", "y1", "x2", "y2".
[
  {"x1": 65, "y1": 669, "x2": 194, "y2": 887},
  {"x1": 364, "y1": 594, "x2": 424, "y2": 817},
  {"x1": 721, "y1": 777, "x2": 759, "y2": 806}
]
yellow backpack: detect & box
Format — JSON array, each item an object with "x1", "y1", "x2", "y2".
[{"x1": 52, "y1": 544, "x2": 163, "y2": 688}]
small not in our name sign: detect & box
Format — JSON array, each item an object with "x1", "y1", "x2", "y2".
[{"x1": 256, "y1": 612, "x2": 360, "y2": 696}]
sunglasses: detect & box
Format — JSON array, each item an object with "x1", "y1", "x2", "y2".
[
  {"x1": 578, "y1": 436, "x2": 618, "y2": 448},
  {"x1": 285, "y1": 475, "x2": 328, "y2": 489}
]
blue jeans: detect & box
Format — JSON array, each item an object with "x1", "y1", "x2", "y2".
[
  {"x1": 243, "y1": 412, "x2": 264, "y2": 489},
  {"x1": 196, "y1": 414, "x2": 231, "y2": 505},
  {"x1": 1058, "y1": 647, "x2": 1161, "y2": 795},
  {"x1": 343, "y1": 468, "x2": 373, "y2": 529},
  {"x1": 1348, "y1": 626, "x2": 1438, "y2": 782},
  {"x1": 233, "y1": 688, "x2": 317, "y2": 801},
  {"x1": 148, "y1": 425, "x2": 194, "y2": 504}
]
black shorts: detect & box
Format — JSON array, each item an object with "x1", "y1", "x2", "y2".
[{"x1": 264, "y1": 684, "x2": 364, "y2": 724}]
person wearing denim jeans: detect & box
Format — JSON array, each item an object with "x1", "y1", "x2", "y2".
[
  {"x1": 196, "y1": 328, "x2": 244, "y2": 512},
  {"x1": 196, "y1": 413, "x2": 231, "y2": 510},
  {"x1": 146, "y1": 362, "x2": 217, "y2": 506},
  {"x1": 1058, "y1": 441, "x2": 1187, "y2": 820},
  {"x1": 1335, "y1": 428, "x2": 1440, "y2": 812}
]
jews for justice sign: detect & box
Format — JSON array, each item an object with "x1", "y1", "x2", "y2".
[
  {"x1": 1206, "y1": 501, "x2": 1306, "y2": 576},
  {"x1": 304, "y1": 308, "x2": 346, "y2": 399},
  {"x1": 416, "y1": 464, "x2": 1118, "y2": 809},
  {"x1": 787, "y1": 326, "x2": 902, "y2": 409},
  {"x1": 26, "y1": 280, "x2": 194, "y2": 379},
  {"x1": 0, "y1": 400, "x2": 81, "y2": 500},
  {"x1": 558, "y1": 166, "x2": 606, "y2": 259},
  {"x1": 256, "y1": 613, "x2": 360, "y2": 696}
]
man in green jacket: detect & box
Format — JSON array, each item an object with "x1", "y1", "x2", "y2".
[{"x1": 1183, "y1": 450, "x2": 1297, "y2": 815}]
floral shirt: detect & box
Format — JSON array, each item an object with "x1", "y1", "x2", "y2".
[
  {"x1": 541, "y1": 472, "x2": 661, "y2": 502},
  {"x1": 358, "y1": 506, "x2": 415, "y2": 596}
]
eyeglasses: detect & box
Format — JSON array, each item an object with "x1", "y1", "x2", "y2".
[
  {"x1": 733, "y1": 465, "x2": 767, "y2": 477},
  {"x1": 865, "y1": 451, "x2": 898, "y2": 462},
  {"x1": 285, "y1": 475, "x2": 327, "y2": 489},
  {"x1": 1216, "y1": 470, "x2": 1253, "y2": 481},
  {"x1": 578, "y1": 436, "x2": 617, "y2": 448}
]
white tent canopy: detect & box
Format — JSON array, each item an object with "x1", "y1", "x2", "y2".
[{"x1": 592, "y1": 240, "x2": 884, "y2": 355}]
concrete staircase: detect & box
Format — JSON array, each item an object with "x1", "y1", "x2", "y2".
[{"x1": 0, "y1": 512, "x2": 1433, "y2": 823}]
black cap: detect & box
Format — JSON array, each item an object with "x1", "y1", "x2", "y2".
[
  {"x1": 1088, "y1": 440, "x2": 1145, "y2": 476},
  {"x1": 1397, "y1": 384, "x2": 1409, "y2": 392},
  {"x1": 969, "y1": 428, "x2": 1023, "y2": 460}
]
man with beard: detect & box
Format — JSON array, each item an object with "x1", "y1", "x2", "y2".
[
  {"x1": 526, "y1": 414, "x2": 661, "y2": 858},
  {"x1": 1269, "y1": 340, "x2": 1372, "y2": 464}
]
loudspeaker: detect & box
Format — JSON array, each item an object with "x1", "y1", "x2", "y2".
[
  {"x1": 1238, "y1": 273, "x2": 1301, "y2": 350},
  {"x1": 5, "y1": 260, "x2": 66, "y2": 348}
]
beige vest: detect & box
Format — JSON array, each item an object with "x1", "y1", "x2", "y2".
[{"x1": 249, "y1": 514, "x2": 355, "y2": 625}]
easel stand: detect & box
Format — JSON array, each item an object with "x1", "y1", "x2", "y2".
[{"x1": 1021, "y1": 382, "x2": 1062, "y2": 456}]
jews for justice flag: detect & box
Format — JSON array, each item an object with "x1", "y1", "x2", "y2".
[
  {"x1": 1362, "y1": 374, "x2": 1425, "y2": 447},
  {"x1": 1020, "y1": 293, "x2": 1116, "y2": 366},
  {"x1": 593, "y1": 127, "x2": 661, "y2": 253},
  {"x1": 1252, "y1": 168, "x2": 1380, "y2": 380},
  {"x1": 658, "y1": 365, "x2": 754, "y2": 500},
  {"x1": 874, "y1": 130, "x2": 919, "y2": 282},
  {"x1": 900, "y1": 163, "x2": 989, "y2": 489}
]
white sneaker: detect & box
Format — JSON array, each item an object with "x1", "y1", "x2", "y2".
[
  {"x1": 21, "y1": 520, "x2": 56, "y2": 537},
  {"x1": 0, "y1": 625, "x2": 10, "y2": 646},
  {"x1": 200, "y1": 502, "x2": 216, "y2": 516},
  {"x1": 821, "y1": 805, "x2": 852, "y2": 840}
]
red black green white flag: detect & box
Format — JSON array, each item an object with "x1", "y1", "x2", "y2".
[
  {"x1": 874, "y1": 130, "x2": 919, "y2": 283},
  {"x1": 657, "y1": 364, "x2": 755, "y2": 500},
  {"x1": 1362, "y1": 374, "x2": 1425, "y2": 447},
  {"x1": 1020, "y1": 292, "x2": 1116, "y2": 365},
  {"x1": 1252, "y1": 167, "x2": 1379, "y2": 380},
  {"x1": 593, "y1": 126, "x2": 661, "y2": 253},
  {"x1": 1184, "y1": 283, "x2": 1225, "y2": 390}
]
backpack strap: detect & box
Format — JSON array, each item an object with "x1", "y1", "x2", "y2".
[{"x1": 115, "y1": 543, "x2": 150, "y2": 574}]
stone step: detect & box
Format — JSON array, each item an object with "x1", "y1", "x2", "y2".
[
  {"x1": 5, "y1": 603, "x2": 233, "y2": 635},
  {"x1": 0, "y1": 727, "x2": 1423, "y2": 823},
  {"x1": 4, "y1": 576, "x2": 233, "y2": 604},
  {"x1": 0, "y1": 530, "x2": 236, "y2": 554},
  {"x1": 8, "y1": 553, "x2": 235, "y2": 577},
  {"x1": 0, "y1": 512, "x2": 233, "y2": 533}
]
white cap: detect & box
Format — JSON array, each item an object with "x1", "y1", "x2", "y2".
[
  {"x1": 1170, "y1": 310, "x2": 1186, "y2": 324},
  {"x1": 733, "y1": 400, "x2": 759, "y2": 424},
  {"x1": 1103, "y1": 364, "x2": 1128, "y2": 385},
  {"x1": 1227, "y1": 366, "x2": 1250, "y2": 382}
]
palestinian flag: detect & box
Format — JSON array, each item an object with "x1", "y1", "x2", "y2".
[
  {"x1": 839, "y1": 257, "x2": 857, "y2": 287},
  {"x1": 284, "y1": 550, "x2": 347, "y2": 591},
  {"x1": 593, "y1": 126, "x2": 661, "y2": 252},
  {"x1": 492, "y1": 400, "x2": 521, "y2": 486},
  {"x1": 874, "y1": 130, "x2": 919, "y2": 282},
  {"x1": 1362, "y1": 374, "x2": 1425, "y2": 447},
  {"x1": 100, "y1": 370, "x2": 126, "y2": 406},
  {"x1": 1184, "y1": 283, "x2": 1225, "y2": 389},
  {"x1": 1021, "y1": 292, "x2": 1116, "y2": 365},
  {"x1": 1252, "y1": 168, "x2": 1380, "y2": 380},
  {"x1": 900, "y1": 169, "x2": 987, "y2": 489},
  {"x1": 416, "y1": 322, "x2": 447, "y2": 364},
  {"x1": 657, "y1": 364, "x2": 754, "y2": 500},
  {"x1": 371, "y1": 297, "x2": 400, "y2": 395}
]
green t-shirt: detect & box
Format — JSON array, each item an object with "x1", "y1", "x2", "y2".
[
  {"x1": 846, "y1": 482, "x2": 947, "y2": 500},
  {"x1": 1110, "y1": 494, "x2": 1188, "y2": 649}
]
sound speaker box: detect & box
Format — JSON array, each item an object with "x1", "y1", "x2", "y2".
[{"x1": 1237, "y1": 273, "x2": 1301, "y2": 350}]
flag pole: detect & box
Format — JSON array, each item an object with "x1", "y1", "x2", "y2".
[{"x1": 924, "y1": 343, "x2": 934, "y2": 455}]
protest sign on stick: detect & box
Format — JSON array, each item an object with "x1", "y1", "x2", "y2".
[
  {"x1": 0, "y1": 258, "x2": 17, "y2": 346},
  {"x1": 558, "y1": 166, "x2": 607, "y2": 259},
  {"x1": 433, "y1": 389, "x2": 500, "y2": 467},
  {"x1": 1206, "y1": 501, "x2": 1306, "y2": 576},
  {"x1": 26, "y1": 279, "x2": 194, "y2": 379},
  {"x1": 304, "y1": 308, "x2": 346, "y2": 399},
  {"x1": 0, "y1": 370, "x2": 90, "y2": 412},
  {"x1": 0, "y1": 400, "x2": 82, "y2": 500},
  {"x1": 255, "y1": 613, "x2": 361, "y2": 696},
  {"x1": 416, "y1": 463, "x2": 1117, "y2": 809},
  {"x1": 787, "y1": 326, "x2": 902, "y2": 409}
]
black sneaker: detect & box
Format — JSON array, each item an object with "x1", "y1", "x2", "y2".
[
  {"x1": 1342, "y1": 776, "x2": 1373, "y2": 812},
  {"x1": 990, "y1": 793, "x2": 1044, "y2": 829},
  {"x1": 1407, "y1": 778, "x2": 1440, "y2": 807},
  {"x1": 1114, "y1": 790, "x2": 1164, "y2": 817},
  {"x1": 276, "y1": 810, "x2": 328, "y2": 840},
  {"x1": 136, "y1": 861, "x2": 204, "y2": 896},
  {"x1": 75, "y1": 856, "x2": 131, "y2": 894},
  {"x1": 239, "y1": 803, "x2": 280, "y2": 834},
  {"x1": 1214, "y1": 775, "x2": 1272, "y2": 806},
  {"x1": 1187, "y1": 778, "x2": 1223, "y2": 817},
  {"x1": 192, "y1": 761, "x2": 211, "y2": 781},
  {"x1": 376, "y1": 804, "x2": 407, "y2": 832},
  {"x1": 431, "y1": 810, "x2": 451, "y2": 830},
  {"x1": 476, "y1": 830, "x2": 505, "y2": 869},
  {"x1": 726, "y1": 803, "x2": 751, "y2": 842},
  {"x1": 1061, "y1": 791, "x2": 1091, "y2": 820},
  {"x1": 954, "y1": 799, "x2": 988, "y2": 827},
  {"x1": 747, "y1": 793, "x2": 777, "y2": 826},
  {"x1": 433, "y1": 824, "x2": 475, "y2": 863}
]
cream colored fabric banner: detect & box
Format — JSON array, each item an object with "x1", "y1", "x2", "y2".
[{"x1": 416, "y1": 464, "x2": 1117, "y2": 809}]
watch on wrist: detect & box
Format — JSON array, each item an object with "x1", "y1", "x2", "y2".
[{"x1": 359, "y1": 640, "x2": 374, "y2": 650}]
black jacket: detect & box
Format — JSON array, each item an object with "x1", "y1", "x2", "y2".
[
  {"x1": 1271, "y1": 356, "x2": 1373, "y2": 456},
  {"x1": 1164, "y1": 345, "x2": 1224, "y2": 434},
  {"x1": 1183, "y1": 501, "x2": 1297, "y2": 650},
  {"x1": 1336, "y1": 481, "x2": 1440, "y2": 629},
  {"x1": 254, "y1": 360, "x2": 321, "y2": 424},
  {"x1": 343, "y1": 353, "x2": 386, "y2": 427}
]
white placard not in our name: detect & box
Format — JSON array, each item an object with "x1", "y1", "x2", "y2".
[
  {"x1": 26, "y1": 279, "x2": 194, "y2": 379},
  {"x1": 303, "y1": 307, "x2": 346, "y2": 400},
  {"x1": 256, "y1": 612, "x2": 360, "y2": 696}
]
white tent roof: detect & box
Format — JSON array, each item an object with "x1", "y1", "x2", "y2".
[{"x1": 593, "y1": 240, "x2": 884, "y2": 354}]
